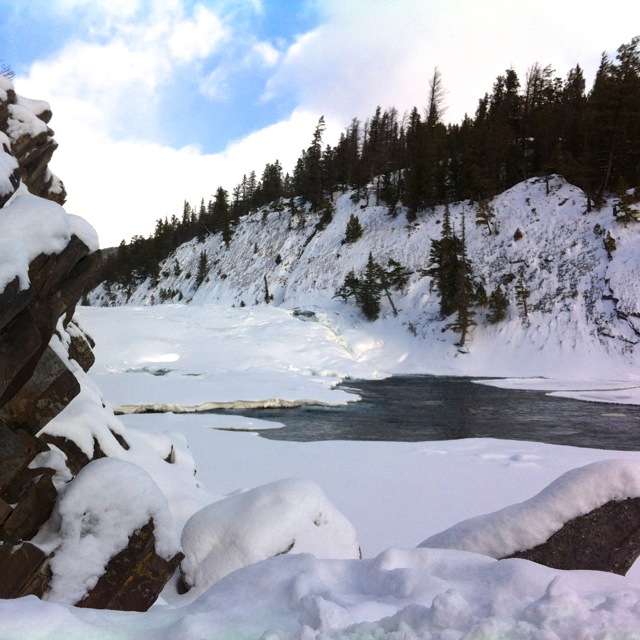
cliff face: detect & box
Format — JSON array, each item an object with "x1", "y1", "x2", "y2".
[
  {"x1": 0, "y1": 76, "x2": 181, "y2": 610},
  {"x1": 90, "y1": 175, "x2": 640, "y2": 364}
]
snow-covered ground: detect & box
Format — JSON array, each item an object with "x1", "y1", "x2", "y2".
[{"x1": 6, "y1": 303, "x2": 640, "y2": 638}]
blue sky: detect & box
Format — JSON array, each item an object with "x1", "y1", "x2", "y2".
[{"x1": 1, "y1": 0, "x2": 639, "y2": 246}]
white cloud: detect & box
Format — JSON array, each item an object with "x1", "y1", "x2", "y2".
[
  {"x1": 52, "y1": 0, "x2": 145, "y2": 21},
  {"x1": 199, "y1": 67, "x2": 228, "y2": 100},
  {"x1": 250, "y1": 41, "x2": 280, "y2": 67},
  {"x1": 45, "y1": 106, "x2": 335, "y2": 247},
  {"x1": 16, "y1": 1, "x2": 238, "y2": 142},
  {"x1": 265, "y1": 0, "x2": 640, "y2": 125},
  {"x1": 169, "y1": 4, "x2": 227, "y2": 63}
]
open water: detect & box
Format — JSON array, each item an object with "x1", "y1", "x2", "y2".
[{"x1": 221, "y1": 375, "x2": 640, "y2": 450}]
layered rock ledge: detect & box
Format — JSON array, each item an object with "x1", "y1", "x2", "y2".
[{"x1": 0, "y1": 75, "x2": 182, "y2": 611}]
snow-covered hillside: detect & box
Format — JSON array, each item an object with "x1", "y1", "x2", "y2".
[{"x1": 90, "y1": 175, "x2": 640, "y2": 369}]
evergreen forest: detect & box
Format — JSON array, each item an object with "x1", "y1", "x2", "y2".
[{"x1": 97, "y1": 37, "x2": 640, "y2": 292}]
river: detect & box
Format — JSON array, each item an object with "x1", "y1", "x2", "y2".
[{"x1": 217, "y1": 375, "x2": 640, "y2": 450}]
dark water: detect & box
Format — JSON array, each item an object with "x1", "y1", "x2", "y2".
[{"x1": 219, "y1": 376, "x2": 640, "y2": 450}]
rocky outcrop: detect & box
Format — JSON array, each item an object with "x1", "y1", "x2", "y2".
[
  {"x1": 0, "y1": 78, "x2": 65, "y2": 204},
  {"x1": 0, "y1": 76, "x2": 181, "y2": 610}
]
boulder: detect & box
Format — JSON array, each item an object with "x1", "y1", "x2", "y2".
[
  {"x1": 0, "y1": 472, "x2": 57, "y2": 543},
  {"x1": 39, "y1": 433, "x2": 103, "y2": 476},
  {"x1": 0, "y1": 236, "x2": 101, "y2": 409},
  {"x1": 180, "y1": 478, "x2": 360, "y2": 596},
  {"x1": 504, "y1": 497, "x2": 640, "y2": 575},
  {"x1": 0, "y1": 542, "x2": 51, "y2": 599},
  {"x1": 0, "y1": 309, "x2": 43, "y2": 404},
  {"x1": 0, "y1": 424, "x2": 48, "y2": 494},
  {"x1": 6, "y1": 100, "x2": 66, "y2": 203},
  {"x1": 0, "y1": 134, "x2": 20, "y2": 208},
  {"x1": 420, "y1": 460, "x2": 640, "y2": 576},
  {"x1": 66, "y1": 323, "x2": 96, "y2": 372}
]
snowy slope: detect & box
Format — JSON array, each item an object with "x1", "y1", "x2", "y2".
[{"x1": 89, "y1": 175, "x2": 640, "y2": 371}]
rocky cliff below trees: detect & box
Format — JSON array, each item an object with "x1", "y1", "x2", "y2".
[
  {"x1": 0, "y1": 75, "x2": 182, "y2": 610},
  {"x1": 90, "y1": 173, "x2": 640, "y2": 367}
]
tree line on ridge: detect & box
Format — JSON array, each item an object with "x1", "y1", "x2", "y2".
[{"x1": 97, "y1": 37, "x2": 640, "y2": 299}]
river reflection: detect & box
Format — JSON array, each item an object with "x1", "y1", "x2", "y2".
[{"x1": 218, "y1": 375, "x2": 640, "y2": 450}]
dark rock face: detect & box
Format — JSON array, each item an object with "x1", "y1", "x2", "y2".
[
  {"x1": 503, "y1": 497, "x2": 640, "y2": 576},
  {"x1": 67, "y1": 320, "x2": 96, "y2": 372},
  {"x1": 0, "y1": 236, "x2": 100, "y2": 410},
  {"x1": 77, "y1": 521, "x2": 184, "y2": 612},
  {"x1": 0, "y1": 346, "x2": 81, "y2": 435},
  {"x1": 0, "y1": 542, "x2": 52, "y2": 599},
  {"x1": 0, "y1": 78, "x2": 182, "y2": 611}
]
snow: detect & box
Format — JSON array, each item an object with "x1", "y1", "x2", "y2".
[
  {"x1": 7, "y1": 101, "x2": 49, "y2": 141},
  {"x1": 78, "y1": 305, "x2": 367, "y2": 408},
  {"x1": 420, "y1": 459, "x2": 640, "y2": 558},
  {"x1": 16, "y1": 95, "x2": 51, "y2": 121},
  {"x1": 6, "y1": 302, "x2": 633, "y2": 637},
  {"x1": 0, "y1": 191, "x2": 71, "y2": 290},
  {"x1": 180, "y1": 478, "x2": 360, "y2": 599},
  {"x1": 78, "y1": 302, "x2": 640, "y2": 415}
]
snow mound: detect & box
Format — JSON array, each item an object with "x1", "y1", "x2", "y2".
[
  {"x1": 420, "y1": 458, "x2": 640, "y2": 558},
  {"x1": 39, "y1": 458, "x2": 180, "y2": 605},
  {"x1": 180, "y1": 477, "x2": 360, "y2": 595}
]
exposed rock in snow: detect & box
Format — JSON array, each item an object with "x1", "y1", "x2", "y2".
[
  {"x1": 37, "y1": 458, "x2": 181, "y2": 608},
  {"x1": 505, "y1": 495, "x2": 640, "y2": 575},
  {"x1": 420, "y1": 459, "x2": 640, "y2": 573}
]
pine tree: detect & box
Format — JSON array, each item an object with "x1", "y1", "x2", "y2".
[
  {"x1": 447, "y1": 214, "x2": 474, "y2": 345},
  {"x1": 604, "y1": 230, "x2": 617, "y2": 258},
  {"x1": 344, "y1": 214, "x2": 363, "y2": 243},
  {"x1": 334, "y1": 270, "x2": 361, "y2": 303},
  {"x1": 488, "y1": 286, "x2": 509, "y2": 323},
  {"x1": 515, "y1": 273, "x2": 530, "y2": 318},
  {"x1": 195, "y1": 251, "x2": 209, "y2": 288},
  {"x1": 427, "y1": 208, "x2": 474, "y2": 343},
  {"x1": 212, "y1": 186, "x2": 232, "y2": 246},
  {"x1": 475, "y1": 199, "x2": 496, "y2": 235},
  {"x1": 359, "y1": 253, "x2": 382, "y2": 320},
  {"x1": 377, "y1": 258, "x2": 411, "y2": 316},
  {"x1": 295, "y1": 116, "x2": 327, "y2": 209},
  {"x1": 475, "y1": 283, "x2": 488, "y2": 307},
  {"x1": 427, "y1": 204, "x2": 460, "y2": 317}
]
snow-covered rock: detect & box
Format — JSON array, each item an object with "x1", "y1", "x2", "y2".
[
  {"x1": 0, "y1": 76, "x2": 184, "y2": 611},
  {"x1": 180, "y1": 477, "x2": 360, "y2": 596},
  {"x1": 420, "y1": 459, "x2": 640, "y2": 561},
  {"x1": 38, "y1": 458, "x2": 180, "y2": 605}
]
